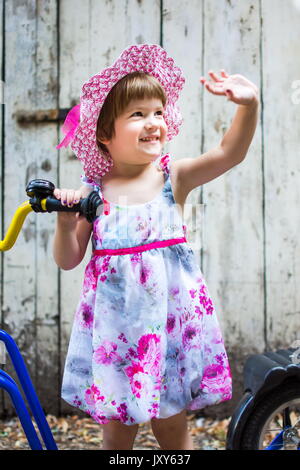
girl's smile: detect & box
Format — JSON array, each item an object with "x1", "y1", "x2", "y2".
[
  {"x1": 140, "y1": 141, "x2": 160, "y2": 145},
  {"x1": 139, "y1": 135, "x2": 160, "y2": 143}
]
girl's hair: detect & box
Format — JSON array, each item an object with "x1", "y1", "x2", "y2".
[{"x1": 96, "y1": 72, "x2": 167, "y2": 157}]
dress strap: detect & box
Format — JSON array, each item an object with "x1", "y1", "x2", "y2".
[
  {"x1": 80, "y1": 174, "x2": 100, "y2": 191},
  {"x1": 156, "y1": 154, "x2": 188, "y2": 240},
  {"x1": 157, "y1": 153, "x2": 171, "y2": 176}
]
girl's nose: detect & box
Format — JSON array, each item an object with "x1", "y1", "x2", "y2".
[{"x1": 145, "y1": 118, "x2": 158, "y2": 129}]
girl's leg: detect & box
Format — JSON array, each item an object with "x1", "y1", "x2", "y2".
[
  {"x1": 151, "y1": 409, "x2": 194, "y2": 450},
  {"x1": 101, "y1": 420, "x2": 139, "y2": 450}
]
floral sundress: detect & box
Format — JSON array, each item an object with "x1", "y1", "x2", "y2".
[{"x1": 61, "y1": 153, "x2": 232, "y2": 425}]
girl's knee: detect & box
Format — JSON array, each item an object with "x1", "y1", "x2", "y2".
[
  {"x1": 150, "y1": 411, "x2": 193, "y2": 450},
  {"x1": 102, "y1": 421, "x2": 139, "y2": 450},
  {"x1": 102, "y1": 420, "x2": 139, "y2": 438},
  {"x1": 151, "y1": 410, "x2": 188, "y2": 434}
]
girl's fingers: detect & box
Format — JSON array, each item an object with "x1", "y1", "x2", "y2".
[
  {"x1": 60, "y1": 189, "x2": 67, "y2": 206},
  {"x1": 204, "y1": 81, "x2": 226, "y2": 95},
  {"x1": 200, "y1": 70, "x2": 228, "y2": 92},
  {"x1": 60, "y1": 189, "x2": 74, "y2": 206},
  {"x1": 208, "y1": 71, "x2": 220, "y2": 82},
  {"x1": 53, "y1": 188, "x2": 61, "y2": 199},
  {"x1": 208, "y1": 70, "x2": 225, "y2": 82},
  {"x1": 66, "y1": 190, "x2": 76, "y2": 207},
  {"x1": 74, "y1": 190, "x2": 83, "y2": 204},
  {"x1": 200, "y1": 69, "x2": 229, "y2": 83},
  {"x1": 55, "y1": 188, "x2": 85, "y2": 206},
  {"x1": 220, "y1": 69, "x2": 230, "y2": 78}
]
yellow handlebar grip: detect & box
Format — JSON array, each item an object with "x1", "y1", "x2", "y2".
[{"x1": 0, "y1": 201, "x2": 34, "y2": 251}]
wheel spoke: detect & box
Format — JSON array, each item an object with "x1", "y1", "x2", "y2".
[
  {"x1": 264, "y1": 428, "x2": 284, "y2": 432},
  {"x1": 283, "y1": 407, "x2": 292, "y2": 427}
]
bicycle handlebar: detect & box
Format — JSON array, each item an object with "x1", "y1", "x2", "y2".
[{"x1": 0, "y1": 179, "x2": 104, "y2": 251}]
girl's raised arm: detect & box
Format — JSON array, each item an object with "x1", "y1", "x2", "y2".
[{"x1": 177, "y1": 70, "x2": 259, "y2": 197}]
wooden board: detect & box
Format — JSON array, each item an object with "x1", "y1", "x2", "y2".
[{"x1": 1, "y1": 0, "x2": 300, "y2": 419}]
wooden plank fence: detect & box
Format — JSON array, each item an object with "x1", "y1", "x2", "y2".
[{"x1": 1, "y1": 0, "x2": 300, "y2": 419}]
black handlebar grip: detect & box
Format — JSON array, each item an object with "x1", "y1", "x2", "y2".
[
  {"x1": 45, "y1": 197, "x2": 82, "y2": 213},
  {"x1": 26, "y1": 179, "x2": 104, "y2": 223},
  {"x1": 80, "y1": 191, "x2": 104, "y2": 222},
  {"x1": 45, "y1": 191, "x2": 104, "y2": 223}
]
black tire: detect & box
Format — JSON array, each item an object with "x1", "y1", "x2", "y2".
[{"x1": 240, "y1": 381, "x2": 300, "y2": 450}]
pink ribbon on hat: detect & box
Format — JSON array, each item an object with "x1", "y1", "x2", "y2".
[{"x1": 56, "y1": 104, "x2": 80, "y2": 149}]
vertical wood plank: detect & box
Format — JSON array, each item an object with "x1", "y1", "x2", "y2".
[
  {"x1": 262, "y1": 0, "x2": 300, "y2": 348},
  {"x1": 34, "y1": 0, "x2": 59, "y2": 415},
  {"x1": 202, "y1": 0, "x2": 264, "y2": 346},
  {"x1": 164, "y1": 0, "x2": 264, "y2": 414},
  {"x1": 163, "y1": 0, "x2": 208, "y2": 416},
  {"x1": 58, "y1": 0, "x2": 91, "y2": 416},
  {"x1": 201, "y1": 0, "x2": 264, "y2": 411},
  {"x1": 163, "y1": 0, "x2": 204, "y2": 260},
  {"x1": 2, "y1": 0, "x2": 39, "y2": 414},
  {"x1": 58, "y1": 0, "x2": 161, "y2": 414},
  {"x1": 2, "y1": 0, "x2": 59, "y2": 415}
]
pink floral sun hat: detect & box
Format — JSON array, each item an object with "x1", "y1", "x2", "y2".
[{"x1": 56, "y1": 44, "x2": 185, "y2": 182}]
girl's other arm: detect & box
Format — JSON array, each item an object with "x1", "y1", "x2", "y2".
[
  {"x1": 52, "y1": 186, "x2": 93, "y2": 270},
  {"x1": 53, "y1": 214, "x2": 92, "y2": 270}
]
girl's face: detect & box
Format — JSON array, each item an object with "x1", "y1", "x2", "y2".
[{"x1": 101, "y1": 98, "x2": 168, "y2": 167}]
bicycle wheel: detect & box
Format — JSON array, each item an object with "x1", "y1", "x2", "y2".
[{"x1": 240, "y1": 381, "x2": 300, "y2": 450}]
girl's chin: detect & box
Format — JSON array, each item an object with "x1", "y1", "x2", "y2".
[
  {"x1": 143, "y1": 152, "x2": 161, "y2": 160},
  {"x1": 139, "y1": 145, "x2": 163, "y2": 156}
]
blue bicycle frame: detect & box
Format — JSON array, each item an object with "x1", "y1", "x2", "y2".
[{"x1": 0, "y1": 330, "x2": 58, "y2": 450}]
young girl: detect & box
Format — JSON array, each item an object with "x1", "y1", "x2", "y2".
[{"x1": 53, "y1": 44, "x2": 259, "y2": 450}]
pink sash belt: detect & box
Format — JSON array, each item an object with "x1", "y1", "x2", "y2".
[{"x1": 92, "y1": 236, "x2": 187, "y2": 256}]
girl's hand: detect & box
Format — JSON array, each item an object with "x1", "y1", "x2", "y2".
[
  {"x1": 200, "y1": 70, "x2": 259, "y2": 106},
  {"x1": 53, "y1": 187, "x2": 83, "y2": 207},
  {"x1": 53, "y1": 186, "x2": 87, "y2": 225}
]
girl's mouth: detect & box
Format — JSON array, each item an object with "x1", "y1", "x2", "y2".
[{"x1": 139, "y1": 137, "x2": 160, "y2": 144}]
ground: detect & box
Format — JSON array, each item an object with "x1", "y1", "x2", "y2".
[{"x1": 0, "y1": 412, "x2": 230, "y2": 450}]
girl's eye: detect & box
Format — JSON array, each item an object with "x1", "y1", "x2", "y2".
[{"x1": 131, "y1": 111, "x2": 164, "y2": 117}]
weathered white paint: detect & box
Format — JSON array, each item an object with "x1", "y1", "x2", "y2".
[
  {"x1": 200, "y1": 0, "x2": 264, "y2": 359},
  {"x1": 1, "y1": 0, "x2": 60, "y2": 415},
  {"x1": 3, "y1": 0, "x2": 41, "y2": 414},
  {"x1": 262, "y1": 0, "x2": 300, "y2": 348},
  {"x1": 34, "y1": 0, "x2": 60, "y2": 415},
  {"x1": 163, "y1": 0, "x2": 204, "y2": 261}
]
